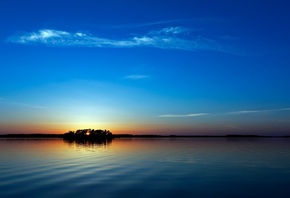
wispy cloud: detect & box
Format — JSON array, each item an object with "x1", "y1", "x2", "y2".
[
  {"x1": 227, "y1": 108, "x2": 290, "y2": 115},
  {"x1": 124, "y1": 75, "x2": 150, "y2": 80},
  {"x1": 7, "y1": 28, "x2": 240, "y2": 54},
  {"x1": 159, "y1": 108, "x2": 290, "y2": 118},
  {"x1": 104, "y1": 18, "x2": 225, "y2": 29},
  {"x1": 158, "y1": 113, "x2": 209, "y2": 118},
  {"x1": 149, "y1": 27, "x2": 190, "y2": 35}
]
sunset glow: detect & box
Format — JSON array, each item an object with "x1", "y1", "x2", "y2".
[{"x1": 0, "y1": 0, "x2": 290, "y2": 135}]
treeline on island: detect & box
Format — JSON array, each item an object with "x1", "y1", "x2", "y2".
[{"x1": 63, "y1": 129, "x2": 113, "y2": 140}]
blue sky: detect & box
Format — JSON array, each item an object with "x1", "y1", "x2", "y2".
[{"x1": 1, "y1": 0, "x2": 290, "y2": 135}]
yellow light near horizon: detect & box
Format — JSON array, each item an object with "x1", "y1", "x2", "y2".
[{"x1": 86, "y1": 132, "x2": 90, "y2": 135}]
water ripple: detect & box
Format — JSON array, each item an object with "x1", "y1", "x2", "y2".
[{"x1": 1, "y1": 138, "x2": 290, "y2": 198}]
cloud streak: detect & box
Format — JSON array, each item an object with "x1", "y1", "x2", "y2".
[
  {"x1": 124, "y1": 75, "x2": 150, "y2": 80},
  {"x1": 8, "y1": 28, "x2": 239, "y2": 54},
  {"x1": 159, "y1": 108, "x2": 290, "y2": 118},
  {"x1": 158, "y1": 113, "x2": 209, "y2": 118},
  {"x1": 149, "y1": 27, "x2": 190, "y2": 35},
  {"x1": 227, "y1": 108, "x2": 290, "y2": 115}
]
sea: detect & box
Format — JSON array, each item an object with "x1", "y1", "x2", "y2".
[{"x1": 1, "y1": 137, "x2": 290, "y2": 198}]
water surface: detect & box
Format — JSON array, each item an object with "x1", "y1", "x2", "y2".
[{"x1": 1, "y1": 138, "x2": 290, "y2": 198}]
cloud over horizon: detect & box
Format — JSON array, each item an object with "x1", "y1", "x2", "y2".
[
  {"x1": 7, "y1": 28, "x2": 239, "y2": 54},
  {"x1": 158, "y1": 113, "x2": 209, "y2": 118},
  {"x1": 227, "y1": 108, "x2": 290, "y2": 115},
  {"x1": 159, "y1": 108, "x2": 290, "y2": 118}
]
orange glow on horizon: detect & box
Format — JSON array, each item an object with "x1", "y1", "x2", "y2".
[{"x1": 1, "y1": 121, "x2": 287, "y2": 136}]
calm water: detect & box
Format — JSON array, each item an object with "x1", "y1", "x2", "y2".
[{"x1": 1, "y1": 138, "x2": 290, "y2": 198}]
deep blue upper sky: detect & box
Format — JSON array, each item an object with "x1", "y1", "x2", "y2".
[{"x1": 0, "y1": 0, "x2": 290, "y2": 135}]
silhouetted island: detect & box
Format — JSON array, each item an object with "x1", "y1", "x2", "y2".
[{"x1": 63, "y1": 129, "x2": 113, "y2": 140}]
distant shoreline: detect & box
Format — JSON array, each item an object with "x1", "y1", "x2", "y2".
[{"x1": 0, "y1": 134, "x2": 289, "y2": 138}]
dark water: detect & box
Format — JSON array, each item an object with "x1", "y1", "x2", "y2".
[{"x1": 1, "y1": 138, "x2": 290, "y2": 198}]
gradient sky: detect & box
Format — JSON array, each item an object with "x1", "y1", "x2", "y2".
[{"x1": 1, "y1": 0, "x2": 290, "y2": 135}]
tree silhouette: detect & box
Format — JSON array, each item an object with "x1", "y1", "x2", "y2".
[{"x1": 63, "y1": 129, "x2": 113, "y2": 140}]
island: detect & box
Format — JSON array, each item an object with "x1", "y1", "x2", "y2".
[{"x1": 63, "y1": 129, "x2": 113, "y2": 140}]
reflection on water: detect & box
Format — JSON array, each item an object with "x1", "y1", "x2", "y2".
[
  {"x1": 1, "y1": 138, "x2": 290, "y2": 198},
  {"x1": 64, "y1": 138, "x2": 112, "y2": 147}
]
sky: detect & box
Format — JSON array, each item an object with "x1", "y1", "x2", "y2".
[{"x1": 0, "y1": 0, "x2": 290, "y2": 135}]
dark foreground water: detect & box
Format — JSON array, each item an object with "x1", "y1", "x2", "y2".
[{"x1": 1, "y1": 138, "x2": 290, "y2": 198}]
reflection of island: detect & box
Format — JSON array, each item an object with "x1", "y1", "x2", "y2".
[
  {"x1": 63, "y1": 129, "x2": 113, "y2": 140},
  {"x1": 64, "y1": 138, "x2": 112, "y2": 147}
]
